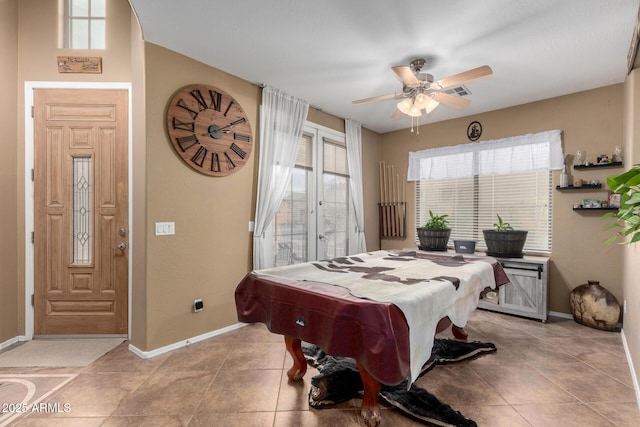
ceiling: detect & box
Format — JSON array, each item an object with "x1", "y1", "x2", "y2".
[{"x1": 129, "y1": 0, "x2": 640, "y2": 134}]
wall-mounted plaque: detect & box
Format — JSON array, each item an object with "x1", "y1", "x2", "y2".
[{"x1": 57, "y1": 56, "x2": 102, "y2": 74}]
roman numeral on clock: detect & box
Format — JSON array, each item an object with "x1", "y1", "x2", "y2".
[
  {"x1": 191, "y1": 146, "x2": 208, "y2": 167},
  {"x1": 223, "y1": 100, "x2": 234, "y2": 117},
  {"x1": 230, "y1": 142, "x2": 247, "y2": 159},
  {"x1": 224, "y1": 152, "x2": 236, "y2": 169},
  {"x1": 176, "y1": 99, "x2": 199, "y2": 119},
  {"x1": 209, "y1": 90, "x2": 222, "y2": 112},
  {"x1": 190, "y1": 89, "x2": 210, "y2": 111},
  {"x1": 233, "y1": 133, "x2": 251, "y2": 143},
  {"x1": 211, "y1": 152, "x2": 221, "y2": 172},
  {"x1": 172, "y1": 117, "x2": 195, "y2": 132},
  {"x1": 176, "y1": 134, "x2": 199, "y2": 151}
]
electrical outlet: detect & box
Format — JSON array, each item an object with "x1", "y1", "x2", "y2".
[{"x1": 193, "y1": 299, "x2": 203, "y2": 313}]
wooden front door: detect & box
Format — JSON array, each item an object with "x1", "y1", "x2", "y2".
[{"x1": 33, "y1": 89, "x2": 128, "y2": 335}]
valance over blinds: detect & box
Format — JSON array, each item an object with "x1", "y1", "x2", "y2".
[{"x1": 407, "y1": 130, "x2": 563, "y2": 181}]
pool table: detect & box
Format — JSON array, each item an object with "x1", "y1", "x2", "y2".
[{"x1": 235, "y1": 250, "x2": 508, "y2": 426}]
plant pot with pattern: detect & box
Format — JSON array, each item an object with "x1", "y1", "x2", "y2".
[
  {"x1": 482, "y1": 215, "x2": 528, "y2": 258},
  {"x1": 417, "y1": 211, "x2": 451, "y2": 252}
]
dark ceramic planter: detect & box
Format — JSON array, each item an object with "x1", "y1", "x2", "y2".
[
  {"x1": 417, "y1": 228, "x2": 451, "y2": 251},
  {"x1": 482, "y1": 230, "x2": 528, "y2": 258}
]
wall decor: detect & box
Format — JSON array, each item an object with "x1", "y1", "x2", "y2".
[
  {"x1": 467, "y1": 121, "x2": 482, "y2": 141},
  {"x1": 57, "y1": 56, "x2": 102, "y2": 73},
  {"x1": 166, "y1": 84, "x2": 252, "y2": 177}
]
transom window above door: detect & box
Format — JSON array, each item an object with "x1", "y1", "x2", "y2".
[{"x1": 64, "y1": 0, "x2": 106, "y2": 49}]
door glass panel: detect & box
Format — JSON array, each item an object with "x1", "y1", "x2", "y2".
[
  {"x1": 273, "y1": 134, "x2": 312, "y2": 266},
  {"x1": 322, "y1": 173, "x2": 349, "y2": 259},
  {"x1": 73, "y1": 157, "x2": 92, "y2": 264},
  {"x1": 322, "y1": 138, "x2": 349, "y2": 259}
]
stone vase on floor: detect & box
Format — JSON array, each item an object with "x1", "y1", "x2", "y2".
[{"x1": 569, "y1": 280, "x2": 621, "y2": 331}]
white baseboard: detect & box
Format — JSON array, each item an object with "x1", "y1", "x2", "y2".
[
  {"x1": 128, "y1": 322, "x2": 248, "y2": 359},
  {"x1": 548, "y1": 310, "x2": 573, "y2": 319},
  {"x1": 0, "y1": 335, "x2": 29, "y2": 350},
  {"x1": 621, "y1": 329, "x2": 640, "y2": 413}
]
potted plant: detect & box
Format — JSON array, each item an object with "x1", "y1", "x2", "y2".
[
  {"x1": 602, "y1": 164, "x2": 640, "y2": 245},
  {"x1": 482, "y1": 214, "x2": 528, "y2": 258},
  {"x1": 417, "y1": 211, "x2": 451, "y2": 251}
]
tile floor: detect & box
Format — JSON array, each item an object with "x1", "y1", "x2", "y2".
[{"x1": 1, "y1": 309, "x2": 639, "y2": 426}]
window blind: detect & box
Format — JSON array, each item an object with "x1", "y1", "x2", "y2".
[
  {"x1": 415, "y1": 171, "x2": 553, "y2": 253},
  {"x1": 411, "y1": 130, "x2": 560, "y2": 254}
]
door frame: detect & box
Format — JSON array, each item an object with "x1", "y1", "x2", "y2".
[{"x1": 24, "y1": 81, "x2": 133, "y2": 339}]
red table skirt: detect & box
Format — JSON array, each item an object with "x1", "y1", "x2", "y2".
[{"x1": 235, "y1": 272, "x2": 411, "y2": 385}]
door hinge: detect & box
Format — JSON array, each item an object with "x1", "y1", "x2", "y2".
[
  {"x1": 31, "y1": 294, "x2": 34, "y2": 306},
  {"x1": 31, "y1": 106, "x2": 34, "y2": 118},
  {"x1": 31, "y1": 231, "x2": 34, "y2": 244},
  {"x1": 31, "y1": 168, "x2": 34, "y2": 182}
]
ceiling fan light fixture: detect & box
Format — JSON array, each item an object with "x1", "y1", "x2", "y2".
[
  {"x1": 413, "y1": 93, "x2": 427, "y2": 109},
  {"x1": 424, "y1": 98, "x2": 439, "y2": 114},
  {"x1": 397, "y1": 98, "x2": 414, "y2": 115}
]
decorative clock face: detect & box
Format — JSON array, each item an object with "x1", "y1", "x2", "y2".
[{"x1": 166, "y1": 84, "x2": 252, "y2": 177}]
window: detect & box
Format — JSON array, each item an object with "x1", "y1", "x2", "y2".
[
  {"x1": 411, "y1": 130, "x2": 563, "y2": 254},
  {"x1": 272, "y1": 123, "x2": 354, "y2": 266},
  {"x1": 65, "y1": 0, "x2": 106, "y2": 49}
]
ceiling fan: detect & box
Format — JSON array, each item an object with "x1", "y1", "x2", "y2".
[{"x1": 353, "y1": 58, "x2": 493, "y2": 119}]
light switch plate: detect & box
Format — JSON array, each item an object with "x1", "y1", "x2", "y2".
[{"x1": 155, "y1": 222, "x2": 175, "y2": 236}]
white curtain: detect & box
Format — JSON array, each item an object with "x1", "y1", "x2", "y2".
[
  {"x1": 253, "y1": 87, "x2": 309, "y2": 270},
  {"x1": 407, "y1": 130, "x2": 563, "y2": 181},
  {"x1": 345, "y1": 119, "x2": 366, "y2": 254}
]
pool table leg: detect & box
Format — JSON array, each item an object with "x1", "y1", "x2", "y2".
[
  {"x1": 284, "y1": 335, "x2": 307, "y2": 381},
  {"x1": 436, "y1": 316, "x2": 468, "y2": 341},
  {"x1": 356, "y1": 361, "x2": 382, "y2": 427}
]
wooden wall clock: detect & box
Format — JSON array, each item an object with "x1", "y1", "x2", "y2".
[{"x1": 166, "y1": 84, "x2": 252, "y2": 177}]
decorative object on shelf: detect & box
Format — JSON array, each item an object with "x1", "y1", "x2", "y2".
[
  {"x1": 560, "y1": 154, "x2": 572, "y2": 187},
  {"x1": 575, "y1": 150, "x2": 586, "y2": 166},
  {"x1": 467, "y1": 121, "x2": 482, "y2": 141},
  {"x1": 483, "y1": 215, "x2": 528, "y2": 258},
  {"x1": 417, "y1": 211, "x2": 451, "y2": 251},
  {"x1": 597, "y1": 154, "x2": 610, "y2": 165},
  {"x1": 583, "y1": 198, "x2": 603, "y2": 208},
  {"x1": 602, "y1": 164, "x2": 640, "y2": 245},
  {"x1": 574, "y1": 179, "x2": 583, "y2": 187},
  {"x1": 614, "y1": 145, "x2": 624, "y2": 163},
  {"x1": 454, "y1": 240, "x2": 476, "y2": 254},
  {"x1": 379, "y1": 161, "x2": 406, "y2": 239},
  {"x1": 569, "y1": 280, "x2": 620, "y2": 332},
  {"x1": 166, "y1": 83, "x2": 253, "y2": 177}
]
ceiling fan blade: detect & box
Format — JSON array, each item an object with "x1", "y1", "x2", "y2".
[
  {"x1": 352, "y1": 92, "x2": 404, "y2": 105},
  {"x1": 392, "y1": 66, "x2": 419, "y2": 85},
  {"x1": 391, "y1": 109, "x2": 406, "y2": 120},
  {"x1": 432, "y1": 92, "x2": 471, "y2": 109},
  {"x1": 436, "y1": 65, "x2": 493, "y2": 90}
]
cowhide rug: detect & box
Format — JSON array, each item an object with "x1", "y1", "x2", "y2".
[{"x1": 302, "y1": 339, "x2": 496, "y2": 427}]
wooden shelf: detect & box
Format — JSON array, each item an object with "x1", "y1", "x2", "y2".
[
  {"x1": 573, "y1": 161, "x2": 622, "y2": 170},
  {"x1": 572, "y1": 207, "x2": 618, "y2": 211},
  {"x1": 556, "y1": 184, "x2": 602, "y2": 190}
]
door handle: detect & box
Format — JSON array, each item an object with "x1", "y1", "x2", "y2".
[
  {"x1": 114, "y1": 242, "x2": 127, "y2": 250},
  {"x1": 318, "y1": 234, "x2": 326, "y2": 240}
]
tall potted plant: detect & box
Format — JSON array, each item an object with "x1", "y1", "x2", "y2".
[
  {"x1": 417, "y1": 211, "x2": 451, "y2": 251},
  {"x1": 602, "y1": 164, "x2": 640, "y2": 245},
  {"x1": 483, "y1": 214, "x2": 528, "y2": 258}
]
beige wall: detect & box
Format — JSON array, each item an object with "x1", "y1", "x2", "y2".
[
  {"x1": 0, "y1": 0, "x2": 19, "y2": 343},
  {"x1": 379, "y1": 85, "x2": 625, "y2": 315},
  {"x1": 140, "y1": 44, "x2": 383, "y2": 350},
  {"x1": 623, "y1": 67, "x2": 640, "y2": 395}
]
